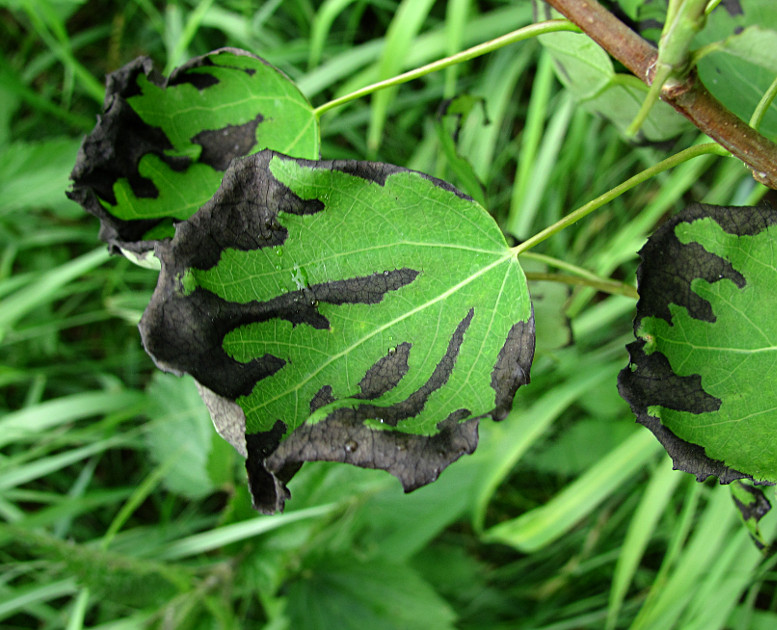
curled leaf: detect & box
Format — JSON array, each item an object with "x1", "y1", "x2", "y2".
[
  {"x1": 68, "y1": 48, "x2": 319, "y2": 260},
  {"x1": 140, "y1": 150, "x2": 534, "y2": 512}
]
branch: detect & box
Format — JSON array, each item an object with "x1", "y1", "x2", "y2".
[{"x1": 543, "y1": 0, "x2": 777, "y2": 190}]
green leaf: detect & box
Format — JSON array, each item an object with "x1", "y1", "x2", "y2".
[
  {"x1": 139, "y1": 150, "x2": 534, "y2": 513},
  {"x1": 0, "y1": 138, "x2": 82, "y2": 216},
  {"x1": 144, "y1": 373, "x2": 223, "y2": 499},
  {"x1": 522, "y1": 259, "x2": 572, "y2": 353},
  {"x1": 285, "y1": 554, "x2": 457, "y2": 630},
  {"x1": 696, "y1": 24, "x2": 777, "y2": 139},
  {"x1": 434, "y1": 95, "x2": 486, "y2": 207},
  {"x1": 68, "y1": 48, "x2": 320, "y2": 258},
  {"x1": 619, "y1": 202, "x2": 777, "y2": 483},
  {"x1": 533, "y1": 4, "x2": 690, "y2": 141}
]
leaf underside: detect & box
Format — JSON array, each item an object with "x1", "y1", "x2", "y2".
[
  {"x1": 619, "y1": 202, "x2": 777, "y2": 484},
  {"x1": 139, "y1": 150, "x2": 534, "y2": 513},
  {"x1": 68, "y1": 48, "x2": 319, "y2": 257}
]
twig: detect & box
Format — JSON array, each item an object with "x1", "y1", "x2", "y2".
[{"x1": 544, "y1": 0, "x2": 777, "y2": 190}]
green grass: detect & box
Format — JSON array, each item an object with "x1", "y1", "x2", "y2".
[{"x1": 2, "y1": 1, "x2": 777, "y2": 628}]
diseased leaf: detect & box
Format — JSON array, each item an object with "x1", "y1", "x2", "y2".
[
  {"x1": 139, "y1": 150, "x2": 534, "y2": 513},
  {"x1": 619, "y1": 202, "x2": 777, "y2": 484},
  {"x1": 730, "y1": 480, "x2": 773, "y2": 552},
  {"x1": 68, "y1": 48, "x2": 319, "y2": 260}
]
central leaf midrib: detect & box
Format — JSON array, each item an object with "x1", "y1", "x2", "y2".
[
  {"x1": 209, "y1": 241, "x2": 506, "y2": 296},
  {"x1": 241, "y1": 250, "x2": 515, "y2": 418}
]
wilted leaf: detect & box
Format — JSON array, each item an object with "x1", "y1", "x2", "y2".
[
  {"x1": 68, "y1": 48, "x2": 319, "y2": 260},
  {"x1": 619, "y1": 202, "x2": 777, "y2": 483},
  {"x1": 139, "y1": 150, "x2": 534, "y2": 513}
]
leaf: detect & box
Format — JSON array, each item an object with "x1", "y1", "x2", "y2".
[
  {"x1": 284, "y1": 554, "x2": 457, "y2": 630},
  {"x1": 522, "y1": 259, "x2": 572, "y2": 353},
  {"x1": 68, "y1": 48, "x2": 319, "y2": 259},
  {"x1": 633, "y1": 0, "x2": 777, "y2": 139},
  {"x1": 618, "y1": 202, "x2": 777, "y2": 483},
  {"x1": 696, "y1": 24, "x2": 777, "y2": 140},
  {"x1": 730, "y1": 480, "x2": 773, "y2": 552},
  {"x1": 434, "y1": 95, "x2": 486, "y2": 207},
  {"x1": 144, "y1": 373, "x2": 228, "y2": 499},
  {"x1": 139, "y1": 150, "x2": 534, "y2": 513},
  {"x1": 532, "y1": 3, "x2": 690, "y2": 141}
]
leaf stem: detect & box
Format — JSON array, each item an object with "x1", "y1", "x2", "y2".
[
  {"x1": 520, "y1": 252, "x2": 638, "y2": 299},
  {"x1": 312, "y1": 20, "x2": 578, "y2": 118},
  {"x1": 520, "y1": 251, "x2": 616, "y2": 282},
  {"x1": 524, "y1": 272, "x2": 638, "y2": 299},
  {"x1": 750, "y1": 75, "x2": 777, "y2": 132},
  {"x1": 511, "y1": 142, "x2": 727, "y2": 256}
]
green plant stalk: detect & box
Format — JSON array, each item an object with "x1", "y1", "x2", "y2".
[
  {"x1": 627, "y1": 0, "x2": 708, "y2": 136},
  {"x1": 99, "y1": 455, "x2": 181, "y2": 551},
  {"x1": 659, "y1": 0, "x2": 708, "y2": 75},
  {"x1": 626, "y1": 63, "x2": 673, "y2": 137},
  {"x1": 511, "y1": 142, "x2": 727, "y2": 256},
  {"x1": 312, "y1": 20, "x2": 578, "y2": 117},
  {"x1": 165, "y1": 0, "x2": 217, "y2": 73},
  {"x1": 66, "y1": 588, "x2": 90, "y2": 630},
  {"x1": 519, "y1": 251, "x2": 604, "y2": 281},
  {"x1": 524, "y1": 272, "x2": 638, "y2": 299},
  {"x1": 750, "y1": 75, "x2": 777, "y2": 131},
  {"x1": 521, "y1": 252, "x2": 638, "y2": 298},
  {"x1": 0, "y1": 248, "x2": 110, "y2": 342}
]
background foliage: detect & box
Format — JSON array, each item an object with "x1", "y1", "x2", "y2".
[{"x1": 2, "y1": 0, "x2": 777, "y2": 628}]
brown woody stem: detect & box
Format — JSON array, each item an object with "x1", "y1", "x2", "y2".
[{"x1": 544, "y1": 0, "x2": 777, "y2": 190}]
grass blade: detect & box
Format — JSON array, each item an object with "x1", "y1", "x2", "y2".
[
  {"x1": 484, "y1": 428, "x2": 662, "y2": 553},
  {"x1": 158, "y1": 503, "x2": 338, "y2": 560},
  {"x1": 0, "y1": 247, "x2": 109, "y2": 341}
]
